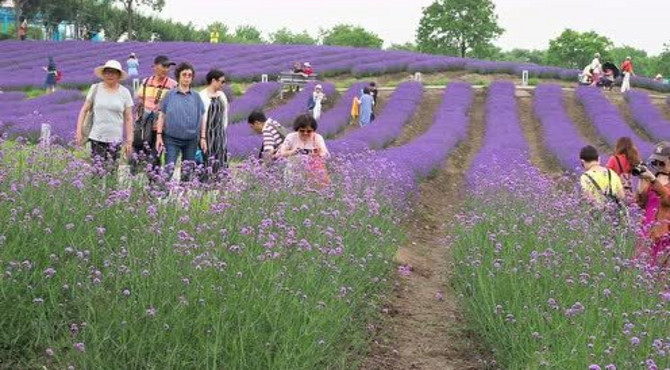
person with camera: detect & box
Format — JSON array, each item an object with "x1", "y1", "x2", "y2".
[
  {"x1": 130, "y1": 55, "x2": 178, "y2": 176},
  {"x1": 277, "y1": 114, "x2": 330, "y2": 187},
  {"x1": 579, "y1": 145, "x2": 625, "y2": 205},
  {"x1": 636, "y1": 142, "x2": 670, "y2": 267},
  {"x1": 248, "y1": 110, "x2": 287, "y2": 164},
  {"x1": 607, "y1": 137, "x2": 641, "y2": 199}
]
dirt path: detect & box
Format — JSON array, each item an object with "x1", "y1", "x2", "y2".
[
  {"x1": 654, "y1": 99, "x2": 670, "y2": 122},
  {"x1": 606, "y1": 93, "x2": 655, "y2": 142},
  {"x1": 563, "y1": 91, "x2": 611, "y2": 154},
  {"x1": 394, "y1": 90, "x2": 444, "y2": 146},
  {"x1": 516, "y1": 92, "x2": 564, "y2": 174},
  {"x1": 361, "y1": 91, "x2": 489, "y2": 370}
]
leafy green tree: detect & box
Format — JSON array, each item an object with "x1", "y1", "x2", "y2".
[
  {"x1": 546, "y1": 29, "x2": 613, "y2": 69},
  {"x1": 471, "y1": 43, "x2": 502, "y2": 60},
  {"x1": 653, "y1": 43, "x2": 670, "y2": 78},
  {"x1": 269, "y1": 27, "x2": 316, "y2": 45},
  {"x1": 416, "y1": 0, "x2": 504, "y2": 57},
  {"x1": 609, "y1": 46, "x2": 654, "y2": 77},
  {"x1": 231, "y1": 24, "x2": 263, "y2": 44},
  {"x1": 113, "y1": 0, "x2": 165, "y2": 40},
  {"x1": 320, "y1": 24, "x2": 383, "y2": 49}
]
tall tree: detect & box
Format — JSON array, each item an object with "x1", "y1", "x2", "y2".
[
  {"x1": 113, "y1": 0, "x2": 165, "y2": 40},
  {"x1": 269, "y1": 27, "x2": 316, "y2": 45},
  {"x1": 546, "y1": 29, "x2": 613, "y2": 69},
  {"x1": 231, "y1": 25, "x2": 263, "y2": 44},
  {"x1": 416, "y1": 0, "x2": 504, "y2": 57},
  {"x1": 320, "y1": 24, "x2": 383, "y2": 49},
  {"x1": 387, "y1": 42, "x2": 418, "y2": 52}
]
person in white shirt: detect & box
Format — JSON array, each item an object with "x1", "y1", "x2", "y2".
[{"x1": 199, "y1": 69, "x2": 229, "y2": 175}]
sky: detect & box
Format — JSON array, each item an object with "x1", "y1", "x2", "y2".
[{"x1": 155, "y1": 0, "x2": 670, "y2": 55}]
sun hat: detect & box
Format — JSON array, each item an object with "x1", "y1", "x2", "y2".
[
  {"x1": 94, "y1": 60, "x2": 128, "y2": 80},
  {"x1": 129, "y1": 52, "x2": 136, "y2": 58},
  {"x1": 315, "y1": 84, "x2": 322, "y2": 90},
  {"x1": 304, "y1": 62, "x2": 311, "y2": 67}
]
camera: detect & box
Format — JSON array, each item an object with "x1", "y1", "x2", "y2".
[
  {"x1": 632, "y1": 163, "x2": 648, "y2": 177},
  {"x1": 297, "y1": 148, "x2": 313, "y2": 155}
]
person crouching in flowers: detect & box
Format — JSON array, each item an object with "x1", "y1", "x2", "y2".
[
  {"x1": 75, "y1": 60, "x2": 134, "y2": 168},
  {"x1": 276, "y1": 114, "x2": 330, "y2": 188},
  {"x1": 636, "y1": 141, "x2": 670, "y2": 268}
]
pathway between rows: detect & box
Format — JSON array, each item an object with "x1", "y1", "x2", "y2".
[{"x1": 362, "y1": 91, "x2": 488, "y2": 370}]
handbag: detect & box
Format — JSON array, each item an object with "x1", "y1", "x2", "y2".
[{"x1": 81, "y1": 83, "x2": 99, "y2": 142}]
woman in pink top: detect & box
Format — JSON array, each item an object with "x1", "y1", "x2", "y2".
[{"x1": 277, "y1": 114, "x2": 330, "y2": 187}]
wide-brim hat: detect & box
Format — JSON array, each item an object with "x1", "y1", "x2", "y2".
[
  {"x1": 314, "y1": 84, "x2": 323, "y2": 90},
  {"x1": 304, "y1": 62, "x2": 311, "y2": 67},
  {"x1": 94, "y1": 60, "x2": 128, "y2": 80}
]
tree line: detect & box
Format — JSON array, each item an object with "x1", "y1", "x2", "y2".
[{"x1": 8, "y1": 0, "x2": 670, "y2": 78}]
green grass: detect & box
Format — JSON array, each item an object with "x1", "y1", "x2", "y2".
[
  {"x1": 0, "y1": 143, "x2": 408, "y2": 369},
  {"x1": 450, "y1": 186, "x2": 669, "y2": 369}
]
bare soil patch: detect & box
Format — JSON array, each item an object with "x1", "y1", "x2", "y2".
[
  {"x1": 394, "y1": 90, "x2": 444, "y2": 146},
  {"x1": 517, "y1": 95, "x2": 564, "y2": 174},
  {"x1": 563, "y1": 91, "x2": 611, "y2": 154},
  {"x1": 654, "y1": 100, "x2": 670, "y2": 122},
  {"x1": 361, "y1": 91, "x2": 490, "y2": 370}
]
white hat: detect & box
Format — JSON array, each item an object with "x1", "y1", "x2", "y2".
[
  {"x1": 304, "y1": 62, "x2": 311, "y2": 67},
  {"x1": 94, "y1": 60, "x2": 128, "y2": 80},
  {"x1": 315, "y1": 84, "x2": 322, "y2": 90}
]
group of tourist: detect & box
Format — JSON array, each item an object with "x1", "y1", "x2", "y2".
[
  {"x1": 350, "y1": 82, "x2": 378, "y2": 127},
  {"x1": 74, "y1": 54, "x2": 330, "y2": 186},
  {"x1": 579, "y1": 138, "x2": 670, "y2": 267},
  {"x1": 580, "y1": 52, "x2": 635, "y2": 92}
]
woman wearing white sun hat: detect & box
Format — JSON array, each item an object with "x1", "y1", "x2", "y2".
[{"x1": 76, "y1": 60, "x2": 134, "y2": 164}]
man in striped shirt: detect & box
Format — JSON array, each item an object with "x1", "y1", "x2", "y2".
[{"x1": 248, "y1": 110, "x2": 286, "y2": 163}]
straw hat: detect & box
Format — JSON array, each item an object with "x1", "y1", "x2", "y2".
[
  {"x1": 304, "y1": 62, "x2": 311, "y2": 67},
  {"x1": 94, "y1": 60, "x2": 128, "y2": 80}
]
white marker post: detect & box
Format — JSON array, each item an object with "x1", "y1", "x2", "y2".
[
  {"x1": 261, "y1": 74, "x2": 268, "y2": 83},
  {"x1": 132, "y1": 78, "x2": 140, "y2": 92},
  {"x1": 40, "y1": 123, "x2": 51, "y2": 148},
  {"x1": 522, "y1": 70, "x2": 529, "y2": 86},
  {"x1": 414, "y1": 72, "x2": 422, "y2": 82}
]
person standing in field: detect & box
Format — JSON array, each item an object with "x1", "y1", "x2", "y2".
[
  {"x1": 621, "y1": 56, "x2": 635, "y2": 93},
  {"x1": 589, "y1": 53, "x2": 602, "y2": 87},
  {"x1": 579, "y1": 145, "x2": 625, "y2": 205},
  {"x1": 130, "y1": 55, "x2": 177, "y2": 176},
  {"x1": 43, "y1": 56, "x2": 58, "y2": 94},
  {"x1": 369, "y1": 82, "x2": 379, "y2": 122},
  {"x1": 18, "y1": 18, "x2": 28, "y2": 41},
  {"x1": 636, "y1": 142, "x2": 670, "y2": 268},
  {"x1": 75, "y1": 60, "x2": 134, "y2": 166},
  {"x1": 199, "y1": 69, "x2": 229, "y2": 176},
  {"x1": 308, "y1": 84, "x2": 326, "y2": 120},
  {"x1": 155, "y1": 62, "x2": 206, "y2": 182},
  {"x1": 126, "y1": 53, "x2": 139, "y2": 79},
  {"x1": 358, "y1": 87, "x2": 374, "y2": 127},
  {"x1": 606, "y1": 137, "x2": 641, "y2": 199}
]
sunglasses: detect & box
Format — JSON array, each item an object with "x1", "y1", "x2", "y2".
[
  {"x1": 651, "y1": 160, "x2": 666, "y2": 167},
  {"x1": 102, "y1": 68, "x2": 120, "y2": 75},
  {"x1": 180, "y1": 72, "x2": 193, "y2": 77},
  {"x1": 298, "y1": 129, "x2": 314, "y2": 134}
]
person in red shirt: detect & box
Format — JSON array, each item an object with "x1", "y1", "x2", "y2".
[
  {"x1": 607, "y1": 136, "x2": 641, "y2": 198},
  {"x1": 620, "y1": 56, "x2": 635, "y2": 93},
  {"x1": 300, "y1": 62, "x2": 314, "y2": 77}
]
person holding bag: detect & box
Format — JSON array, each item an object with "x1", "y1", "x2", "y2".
[
  {"x1": 130, "y1": 55, "x2": 177, "y2": 176},
  {"x1": 75, "y1": 60, "x2": 133, "y2": 168},
  {"x1": 199, "y1": 69, "x2": 229, "y2": 177}
]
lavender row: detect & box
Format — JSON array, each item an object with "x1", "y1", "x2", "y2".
[
  {"x1": 228, "y1": 82, "x2": 280, "y2": 123},
  {"x1": 575, "y1": 86, "x2": 654, "y2": 156},
  {"x1": 381, "y1": 82, "x2": 473, "y2": 178},
  {"x1": 533, "y1": 84, "x2": 587, "y2": 171},
  {"x1": 468, "y1": 81, "x2": 540, "y2": 188},
  {"x1": 329, "y1": 81, "x2": 424, "y2": 153},
  {"x1": 624, "y1": 90, "x2": 670, "y2": 142}
]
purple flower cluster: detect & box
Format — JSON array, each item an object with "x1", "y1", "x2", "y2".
[
  {"x1": 533, "y1": 84, "x2": 587, "y2": 170},
  {"x1": 381, "y1": 82, "x2": 474, "y2": 178},
  {"x1": 468, "y1": 81, "x2": 539, "y2": 188},
  {"x1": 330, "y1": 81, "x2": 424, "y2": 152},
  {"x1": 576, "y1": 86, "x2": 654, "y2": 156},
  {"x1": 228, "y1": 82, "x2": 280, "y2": 123},
  {"x1": 625, "y1": 90, "x2": 670, "y2": 141}
]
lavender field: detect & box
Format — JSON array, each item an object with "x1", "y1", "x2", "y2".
[{"x1": 3, "y1": 40, "x2": 670, "y2": 369}]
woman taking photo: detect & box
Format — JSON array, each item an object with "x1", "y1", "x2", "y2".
[
  {"x1": 75, "y1": 60, "x2": 134, "y2": 165},
  {"x1": 277, "y1": 114, "x2": 330, "y2": 187},
  {"x1": 607, "y1": 136, "x2": 641, "y2": 198},
  {"x1": 199, "y1": 69, "x2": 229, "y2": 176}
]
